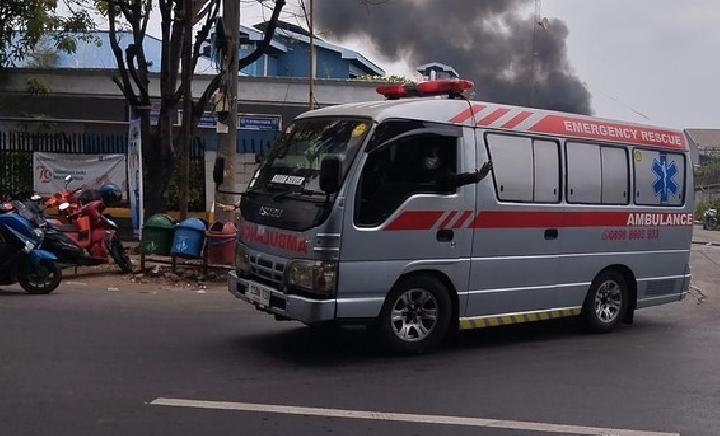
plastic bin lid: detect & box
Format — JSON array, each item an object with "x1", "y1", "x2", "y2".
[
  {"x1": 209, "y1": 221, "x2": 237, "y2": 235},
  {"x1": 145, "y1": 214, "x2": 175, "y2": 229},
  {"x1": 176, "y1": 217, "x2": 207, "y2": 231}
]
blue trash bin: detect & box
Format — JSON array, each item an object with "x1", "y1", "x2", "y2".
[{"x1": 171, "y1": 218, "x2": 207, "y2": 258}]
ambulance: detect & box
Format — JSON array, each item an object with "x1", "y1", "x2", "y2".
[{"x1": 219, "y1": 80, "x2": 693, "y2": 353}]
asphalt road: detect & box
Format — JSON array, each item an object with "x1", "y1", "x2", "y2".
[{"x1": 2, "y1": 246, "x2": 720, "y2": 436}]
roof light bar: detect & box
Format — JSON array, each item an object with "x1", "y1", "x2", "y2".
[{"x1": 376, "y1": 80, "x2": 474, "y2": 100}]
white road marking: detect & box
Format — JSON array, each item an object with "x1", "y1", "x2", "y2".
[{"x1": 149, "y1": 398, "x2": 678, "y2": 436}]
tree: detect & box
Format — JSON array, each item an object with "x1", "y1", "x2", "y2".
[
  {"x1": 102, "y1": 0, "x2": 286, "y2": 216},
  {"x1": 0, "y1": 0, "x2": 97, "y2": 68}
]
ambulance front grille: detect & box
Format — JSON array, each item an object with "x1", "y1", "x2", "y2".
[{"x1": 249, "y1": 255, "x2": 285, "y2": 286}]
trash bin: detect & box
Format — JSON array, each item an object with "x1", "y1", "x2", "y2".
[
  {"x1": 142, "y1": 214, "x2": 176, "y2": 256},
  {"x1": 171, "y1": 218, "x2": 207, "y2": 258},
  {"x1": 207, "y1": 221, "x2": 237, "y2": 265}
]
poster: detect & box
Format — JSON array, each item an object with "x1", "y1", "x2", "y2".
[{"x1": 33, "y1": 152, "x2": 127, "y2": 198}]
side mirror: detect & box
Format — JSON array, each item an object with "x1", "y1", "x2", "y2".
[
  {"x1": 319, "y1": 156, "x2": 342, "y2": 194},
  {"x1": 64, "y1": 175, "x2": 73, "y2": 187},
  {"x1": 213, "y1": 157, "x2": 225, "y2": 185}
]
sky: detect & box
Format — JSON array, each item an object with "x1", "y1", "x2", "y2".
[{"x1": 150, "y1": 0, "x2": 720, "y2": 130}]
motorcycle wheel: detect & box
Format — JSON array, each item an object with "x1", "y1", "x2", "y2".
[
  {"x1": 109, "y1": 235, "x2": 133, "y2": 273},
  {"x1": 19, "y1": 261, "x2": 62, "y2": 294}
]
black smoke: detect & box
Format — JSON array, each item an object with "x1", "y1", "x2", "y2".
[{"x1": 315, "y1": 0, "x2": 592, "y2": 115}]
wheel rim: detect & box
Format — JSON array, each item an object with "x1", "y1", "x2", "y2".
[
  {"x1": 390, "y1": 288, "x2": 439, "y2": 342},
  {"x1": 27, "y1": 264, "x2": 56, "y2": 289},
  {"x1": 594, "y1": 279, "x2": 622, "y2": 323}
]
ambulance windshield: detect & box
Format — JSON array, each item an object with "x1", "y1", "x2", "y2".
[
  {"x1": 250, "y1": 117, "x2": 372, "y2": 197},
  {"x1": 240, "y1": 117, "x2": 372, "y2": 232}
]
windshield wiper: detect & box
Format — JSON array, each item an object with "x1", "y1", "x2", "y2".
[{"x1": 272, "y1": 187, "x2": 326, "y2": 201}]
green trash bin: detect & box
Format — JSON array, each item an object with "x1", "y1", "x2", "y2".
[{"x1": 142, "y1": 214, "x2": 176, "y2": 256}]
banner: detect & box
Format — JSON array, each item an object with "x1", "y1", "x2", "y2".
[
  {"x1": 33, "y1": 152, "x2": 127, "y2": 198},
  {"x1": 128, "y1": 116, "x2": 144, "y2": 239}
]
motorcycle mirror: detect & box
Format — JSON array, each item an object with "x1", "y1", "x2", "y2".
[
  {"x1": 64, "y1": 175, "x2": 73, "y2": 187},
  {"x1": 58, "y1": 202, "x2": 70, "y2": 211}
]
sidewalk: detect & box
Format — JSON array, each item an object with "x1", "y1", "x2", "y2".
[{"x1": 693, "y1": 224, "x2": 720, "y2": 245}]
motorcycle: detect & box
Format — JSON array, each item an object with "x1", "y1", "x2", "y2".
[
  {"x1": 0, "y1": 211, "x2": 63, "y2": 294},
  {"x1": 8, "y1": 199, "x2": 112, "y2": 270},
  {"x1": 45, "y1": 175, "x2": 82, "y2": 218},
  {"x1": 53, "y1": 198, "x2": 133, "y2": 273}
]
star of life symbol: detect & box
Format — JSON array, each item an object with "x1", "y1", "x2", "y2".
[{"x1": 652, "y1": 152, "x2": 679, "y2": 203}]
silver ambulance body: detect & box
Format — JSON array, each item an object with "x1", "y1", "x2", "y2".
[{"x1": 228, "y1": 92, "x2": 692, "y2": 352}]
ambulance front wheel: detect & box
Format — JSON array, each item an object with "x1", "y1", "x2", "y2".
[{"x1": 376, "y1": 274, "x2": 452, "y2": 354}]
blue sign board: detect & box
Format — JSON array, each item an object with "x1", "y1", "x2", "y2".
[{"x1": 239, "y1": 115, "x2": 281, "y2": 131}]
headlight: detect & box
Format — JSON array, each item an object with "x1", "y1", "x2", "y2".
[
  {"x1": 23, "y1": 240, "x2": 35, "y2": 253},
  {"x1": 287, "y1": 260, "x2": 337, "y2": 296},
  {"x1": 235, "y1": 241, "x2": 250, "y2": 274}
]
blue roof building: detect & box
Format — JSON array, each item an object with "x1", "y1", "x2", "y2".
[
  {"x1": 8, "y1": 22, "x2": 385, "y2": 79},
  {"x1": 232, "y1": 21, "x2": 385, "y2": 79}
]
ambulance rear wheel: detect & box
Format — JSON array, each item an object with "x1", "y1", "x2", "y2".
[
  {"x1": 376, "y1": 274, "x2": 452, "y2": 354},
  {"x1": 581, "y1": 269, "x2": 628, "y2": 333}
]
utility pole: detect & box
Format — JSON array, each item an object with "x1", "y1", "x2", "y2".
[
  {"x1": 308, "y1": 0, "x2": 316, "y2": 110},
  {"x1": 216, "y1": 0, "x2": 239, "y2": 222},
  {"x1": 178, "y1": 0, "x2": 193, "y2": 220}
]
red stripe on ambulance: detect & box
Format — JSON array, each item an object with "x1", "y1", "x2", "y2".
[
  {"x1": 451, "y1": 211, "x2": 473, "y2": 229},
  {"x1": 501, "y1": 110, "x2": 534, "y2": 129},
  {"x1": 448, "y1": 104, "x2": 486, "y2": 124},
  {"x1": 384, "y1": 211, "x2": 694, "y2": 230},
  {"x1": 437, "y1": 211, "x2": 457, "y2": 229},
  {"x1": 385, "y1": 211, "x2": 444, "y2": 231},
  {"x1": 468, "y1": 211, "x2": 694, "y2": 228},
  {"x1": 528, "y1": 114, "x2": 687, "y2": 150},
  {"x1": 476, "y1": 108, "x2": 511, "y2": 126}
]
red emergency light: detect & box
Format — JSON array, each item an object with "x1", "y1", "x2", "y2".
[{"x1": 376, "y1": 79, "x2": 474, "y2": 100}]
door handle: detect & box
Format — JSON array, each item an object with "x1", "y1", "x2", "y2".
[
  {"x1": 436, "y1": 229, "x2": 454, "y2": 242},
  {"x1": 544, "y1": 228, "x2": 559, "y2": 240}
]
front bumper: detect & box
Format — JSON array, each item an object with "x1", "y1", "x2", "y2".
[{"x1": 227, "y1": 271, "x2": 335, "y2": 323}]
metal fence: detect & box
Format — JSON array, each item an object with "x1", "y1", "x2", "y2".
[{"x1": 0, "y1": 128, "x2": 207, "y2": 211}]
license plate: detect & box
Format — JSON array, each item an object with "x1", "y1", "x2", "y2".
[{"x1": 246, "y1": 281, "x2": 272, "y2": 307}]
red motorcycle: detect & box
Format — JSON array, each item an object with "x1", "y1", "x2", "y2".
[
  {"x1": 47, "y1": 178, "x2": 132, "y2": 273},
  {"x1": 45, "y1": 175, "x2": 82, "y2": 217}
]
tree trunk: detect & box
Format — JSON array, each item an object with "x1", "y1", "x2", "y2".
[
  {"x1": 214, "y1": 0, "x2": 239, "y2": 224},
  {"x1": 178, "y1": 0, "x2": 194, "y2": 220},
  {"x1": 144, "y1": 110, "x2": 175, "y2": 216}
]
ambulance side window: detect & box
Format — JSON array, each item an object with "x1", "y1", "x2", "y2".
[{"x1": 355, "y1": 121, "x2": 461, "y2": 227}]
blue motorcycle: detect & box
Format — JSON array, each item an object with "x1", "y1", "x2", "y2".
[{"x1": 0, "y1": 212, "x2": 62, "y2": 294}]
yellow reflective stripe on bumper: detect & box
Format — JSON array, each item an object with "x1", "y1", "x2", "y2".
[{"x1": 458, "y1": 307, "x2": 582, "y2": 330}]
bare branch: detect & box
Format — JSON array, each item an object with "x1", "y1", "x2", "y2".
[
  {"x1": 108, "y1": 0, "x2": 139, "y2": 106},
  {"x1": 191, "y1": 0, "x2": 220, "y2": 70},
  {"x1": 238, "y1": 0, "x2": 286, "y2": 70}
]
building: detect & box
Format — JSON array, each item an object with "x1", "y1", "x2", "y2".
[
  {"x1": 0, "y1": 25, "x2": 386, "y2": 214},
  {"x1": 416, "y1": 62, "x2": 459, "y2": 81},
  {"x1": 686, "y1": 129, "x2": 720, "y2": 205},
  {"x1": 234, "y1": 21, "x2": 385, "y2": 79}
]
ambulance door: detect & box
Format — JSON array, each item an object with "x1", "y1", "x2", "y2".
[
  {"x1": 467, "y1": 132, "x2": 563, "y2": 318},
  {"x1": 336, "y1": 120, "x2": 476, "y2": 318}
]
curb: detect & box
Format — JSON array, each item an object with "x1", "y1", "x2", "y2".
[{"x1": 692, "y1": 240, "x2": 717, "y2": 246}]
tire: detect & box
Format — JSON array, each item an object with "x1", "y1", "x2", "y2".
[
  {"x1": 18, "y1": 261, "x2": 62, "y2": 294},
  {"x1": 376, "y1": 274, "x2": 452, "y2": 354},
  {"x1": 109, "y1": 235, "x2": 133, "y2": 273},
  {"x1": 581, "y1": 269, "x2": 628, "y2": 333}
]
